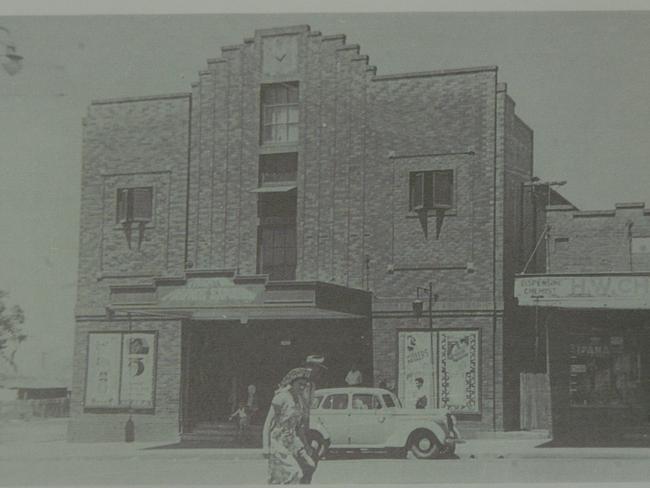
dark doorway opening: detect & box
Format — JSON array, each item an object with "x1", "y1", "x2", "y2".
[{"x1": 181, "y1": 319, "x2": 371, "y2": 436}]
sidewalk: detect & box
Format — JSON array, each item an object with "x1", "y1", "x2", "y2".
[{"x1": 2, "y1": 420, "x2": 650, "y2": 463}]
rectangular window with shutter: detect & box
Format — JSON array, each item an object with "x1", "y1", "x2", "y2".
[
  {"x1": 408, "y1": 170, "x2": 454, "y2": 211},
  {"x1": 116, "y1": 187, "x2": 153, "y2": 223}
]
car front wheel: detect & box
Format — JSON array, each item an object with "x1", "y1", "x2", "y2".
[{"x1": 408, "y1": 430, "x2": 442, "y2": 459}]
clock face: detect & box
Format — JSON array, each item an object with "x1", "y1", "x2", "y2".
[{"x1": 262, "y1": 35, "x2": 299, "y2": 76}]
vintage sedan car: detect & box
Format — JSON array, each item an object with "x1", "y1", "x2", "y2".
[{"x1": 307, "y1": 387, "x2": 460, "y2": 459}]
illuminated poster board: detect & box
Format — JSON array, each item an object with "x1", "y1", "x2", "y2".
[
  {"x1": 120, "y1": 332, "x2": 156, "y2": 409},
  {"x1": 439, "y1": 330, "x2": 480, "y2": 413},
  {"x1": 85, "y1": 333, "x2": 122, "y2": 408},
  {"x1": 85, "y1": 331, "x2": 156, "y2": 410},
  {"x1": 398, "y1": 329, "x2": 480, "y2": 413},
  {"x1": 398, "y1": 331, "x2": 435, "y2": 409}
]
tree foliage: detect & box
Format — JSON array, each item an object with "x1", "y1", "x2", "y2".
[{"x1": 0, "y1": 290, "x2": 27, "y2": 373}]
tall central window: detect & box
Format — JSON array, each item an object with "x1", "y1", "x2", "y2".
[
  {"x1": 261, "y1": 82, "x2": 299, "y2": 144},
  {"x1": 257, "y1": 191, "x2": 297, "y2": 281}
]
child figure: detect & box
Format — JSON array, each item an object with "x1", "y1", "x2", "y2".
[{"x1": 229, "y1": 400, "x2": 250, "y2": 443}]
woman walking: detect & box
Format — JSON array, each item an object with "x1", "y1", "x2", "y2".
[{"x1": 267, "y1": 367, "x2": 314, "y2": 484}]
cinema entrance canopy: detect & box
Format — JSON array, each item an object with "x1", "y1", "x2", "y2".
[
  {"x1": 106, "y1": 270, "x2": 371, "y2": 321},
  {"x1": 104, "y1": 270, "x2": 372, "y2": 436},
  {"x1": 515, "y1": 272, "x2": 650, "y2": 446}
]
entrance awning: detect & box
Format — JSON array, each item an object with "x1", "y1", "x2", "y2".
[
  {"x1": 107, "y1": 270, "x2": 371, "y2": 321},
  {"x1": 515, "y1": 272, "x2": 650, "y2": 309}
]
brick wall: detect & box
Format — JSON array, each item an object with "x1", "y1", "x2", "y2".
[
  {"x1": 547, "y1": 203, "x2": 650, "y2": 273},
  {"x1": 75, "y1": 94, "x2": 191, "y2": 314}
]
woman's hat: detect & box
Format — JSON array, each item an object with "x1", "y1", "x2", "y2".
[
  {"x1": 279, "y1": 367, "x2": 312, "y2": 387},
  {"x1": 305, "y1": 354, "x2": 327, "y2": 369}
]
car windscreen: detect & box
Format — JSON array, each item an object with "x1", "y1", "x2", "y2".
[
  {"x1": 382, "y1": 394, "x2": 396, "y2": 408},
  {"x1": 311, "y1": 395, "x2": 323, "y2": 409}
]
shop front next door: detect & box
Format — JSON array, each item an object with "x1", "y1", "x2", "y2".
[{"x1": 566, "y1": 327, "x2": 650, "y2": 444}]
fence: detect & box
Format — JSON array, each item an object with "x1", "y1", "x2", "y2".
[
  {"x1": 520, "y1": 372, "x2": 551, "y2": 431},
  {"x1": 0, "y1": 398, "x2": 69, "y2": 420}
]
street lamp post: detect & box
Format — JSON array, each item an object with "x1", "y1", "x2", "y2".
[
  {"x1": 412, "y1": 282, "x2": 438, "y2": 408},
  {"x1": 0, "y1": 26, "x2": 23, "y2": 76}
]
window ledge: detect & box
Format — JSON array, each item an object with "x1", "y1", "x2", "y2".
[
  {"x1": 259, "y1": 143, "x2": 300, "y2": 154},
  {"x1": 113, "y1": 220, "x2": 155, "y2": 231},
  {"x1": 406, "y1": 209, "x2": 457, "y2": 218}
]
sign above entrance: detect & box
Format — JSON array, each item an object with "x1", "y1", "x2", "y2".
[
  {"x1": 158, "y1": 277, "x2": 264, "y2": 308},
  {"x1": 515, "y1": 274, "x2": 650, "y2": 308}
]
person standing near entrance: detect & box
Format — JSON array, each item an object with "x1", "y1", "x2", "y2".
[
  {"x1": 345, "y1": 362, "x2": 363, "y2": 386},
  {"x1": 246, "y1": 384, "x2": 259, "y2": 422},
  {"x1": 229, "y1": 400, "x2": 250, "y2": 443}
]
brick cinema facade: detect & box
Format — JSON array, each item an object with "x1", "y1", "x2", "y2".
[{"x1": 69, "y1": 25, "x2": 540, "y2": 442}]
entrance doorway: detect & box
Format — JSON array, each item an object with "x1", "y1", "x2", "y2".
[{"x1": 181, "y1": 319, "x2": 371, "y2": 433}]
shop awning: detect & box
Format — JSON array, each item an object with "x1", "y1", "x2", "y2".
[
  {"x1": 106, "y1": 271, "x2": 371, "y2": 321},
  {"x1": 515, "y1": 272, "x2": 650, "y2": 309}
]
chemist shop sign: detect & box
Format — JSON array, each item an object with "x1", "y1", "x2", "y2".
[{"x1": 514, "y1": 274, "x2": 650, "y2": 309}]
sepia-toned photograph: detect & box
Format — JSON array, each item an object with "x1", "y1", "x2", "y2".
[{"x1": 0, "y1": 1, "x2": 649, "y2": 485}]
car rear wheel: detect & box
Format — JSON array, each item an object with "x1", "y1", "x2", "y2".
[{"x1": 408, "y1": 430, "x2": 442, "y2": 459}]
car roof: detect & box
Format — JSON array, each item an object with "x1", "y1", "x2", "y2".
[{"x1": 314, "y1": 387, "x2": 393, "y2": 395}]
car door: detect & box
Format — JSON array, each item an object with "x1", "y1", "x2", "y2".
[
  {"x1": 349, "y1": 393, "x2": 391, "y2": 446},
  {"x1": 314, "y1": 393, "x2": 350, "y2": 446}
]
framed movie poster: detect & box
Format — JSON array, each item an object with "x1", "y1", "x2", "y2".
[
  {"x1": 438, "y1": 330, "x2": 480, "y2": 413},
  {"x1": 120, "y1": 332, "x2": 156, "y2": 409},
  {"x1": 398, "y1": 331, "x2": 436, "y2": 409},
  {"x1": 84, "y1": 331, "x2": 157, "y2": 411},
  {"x1": 85, "y1": 333, "x2": 122, "y2": 408}
]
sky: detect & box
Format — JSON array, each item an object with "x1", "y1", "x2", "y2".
[{"x1": 0, "y1": 6, "x2": 649, "y2": 382}]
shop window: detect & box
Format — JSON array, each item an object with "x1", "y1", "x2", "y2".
[
  {"x1": 261, "y1": 82, "x2": 299, "y2": 144},
  {"x1": 321, "y1": 394, "x2": 348, "y2": 410},
  {"x1": 569, "y1": 334, "x2": 644, "y2": 407},
  {"x1": 409, "y1": 170, "x2": 453, "y2": 211},
  {"x1": 116, "y1": 187, "x2": 153, "y2": 224}
]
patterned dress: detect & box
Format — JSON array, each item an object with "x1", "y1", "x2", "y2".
[{"x1": 267, "y1": 388, "x2": 307, "y2": 484}]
